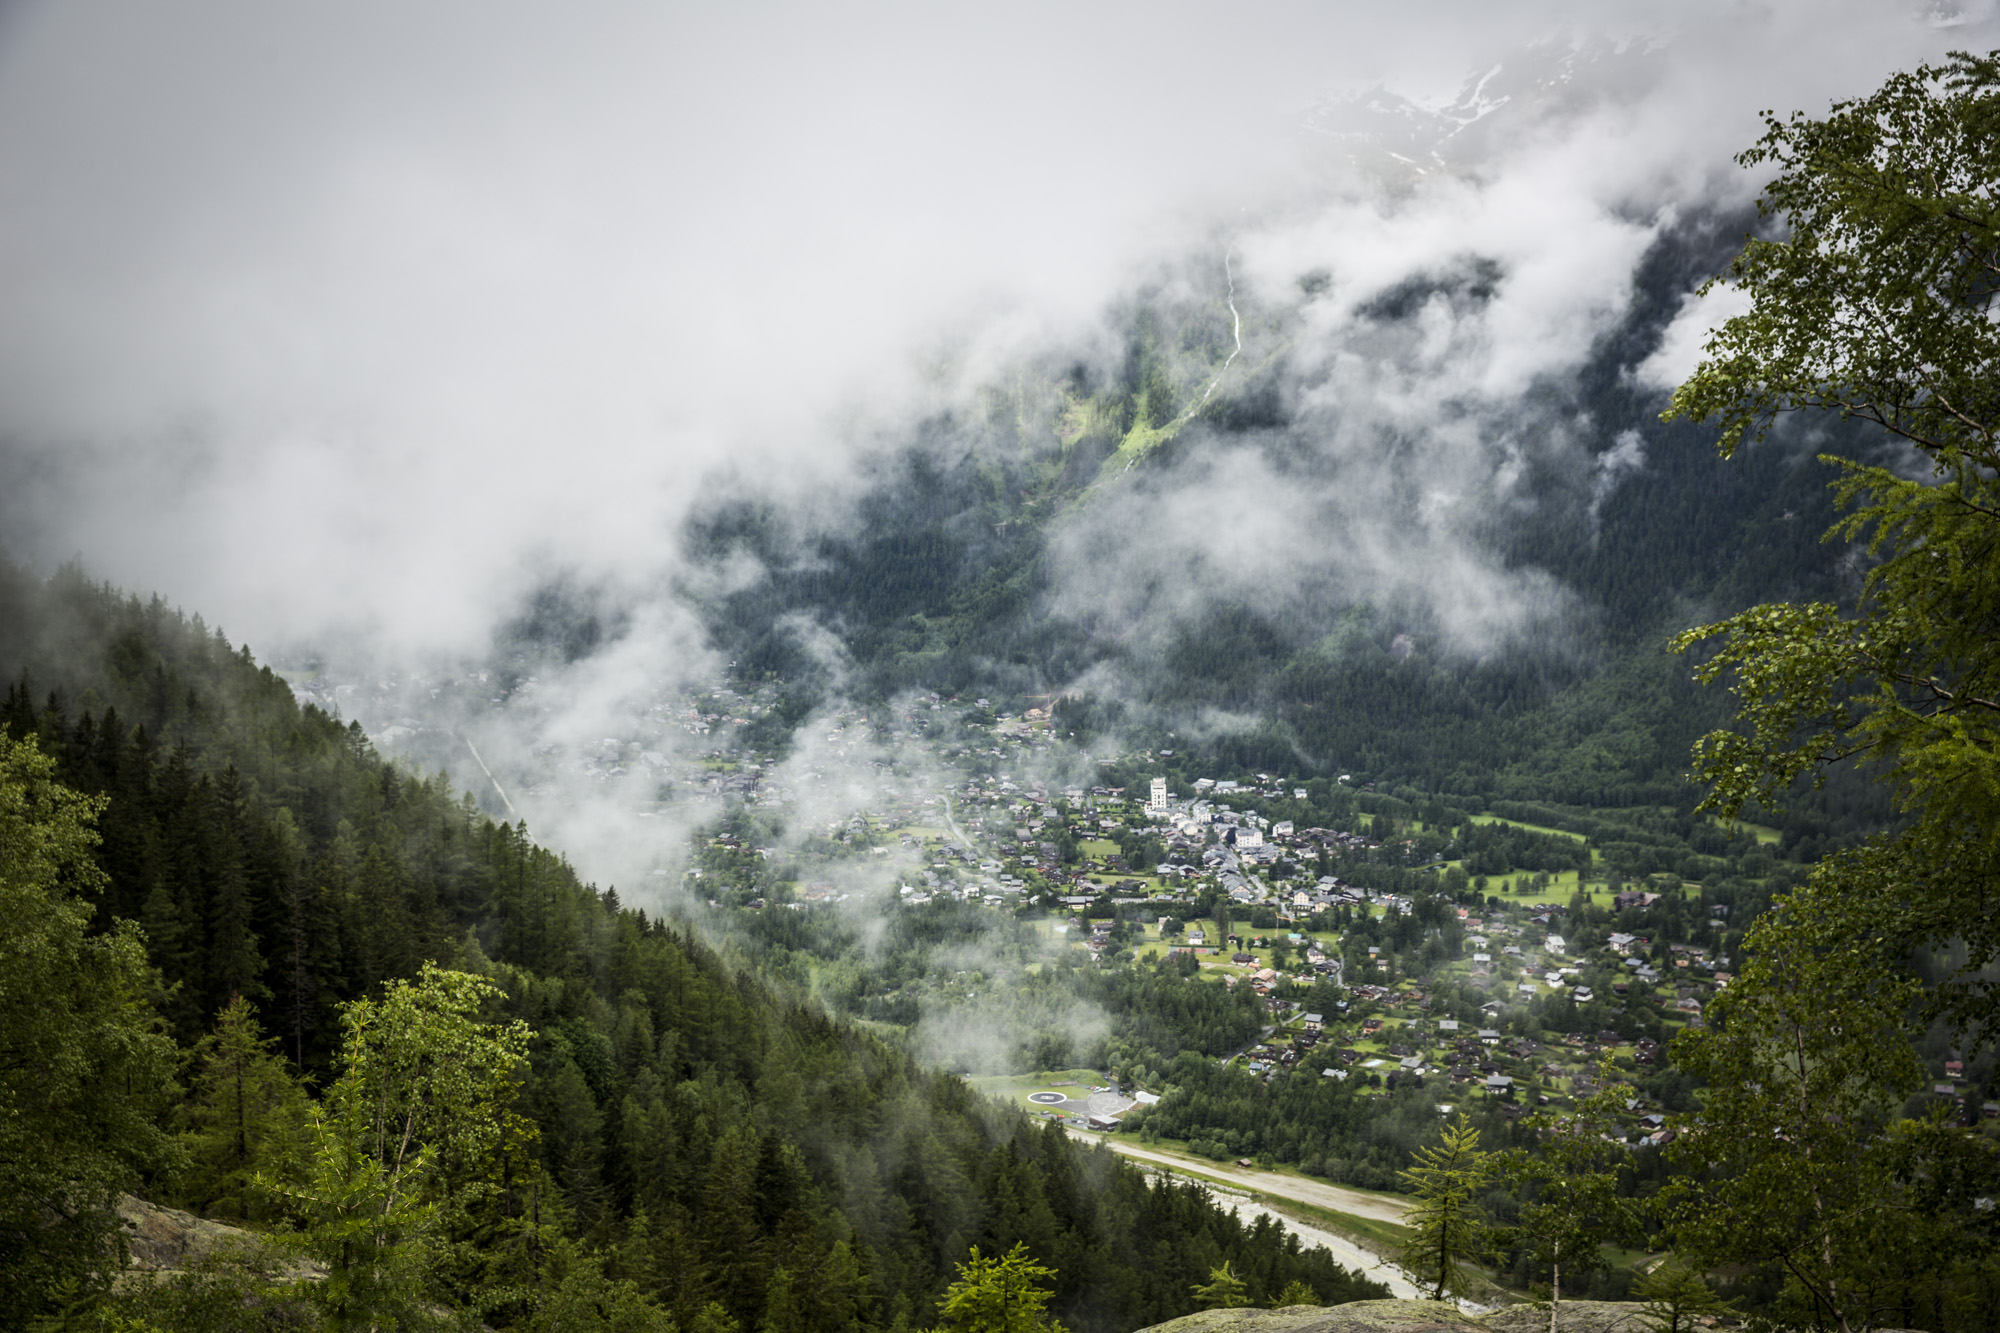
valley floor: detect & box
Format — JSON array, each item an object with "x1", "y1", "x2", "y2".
[
  {"x1": 1222, "y1": 1200, "x2": 1424, "y2": 1301},
  {"x1": 1064, "y1": 1129, "x2": 1410, "y2": 1224}
]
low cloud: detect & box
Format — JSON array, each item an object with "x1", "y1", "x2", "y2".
[
  {"x1": 1589, "y1": 428, "x2": 1648, "y2": 533},
  {"x1": 1, "y1": 0, "x2": 1991, "y2": 908},
  {"x1": 1636, "y1": 283, "x2": 1757, "y2": 392}
]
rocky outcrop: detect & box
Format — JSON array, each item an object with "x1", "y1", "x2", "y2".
[
  {"x1": 115, "y1": 1195, "x2": 322, "y2": 1281},
  {"x1": 1133, "y1": 1300, "x2": 1656, "y2": 1333},
  {"x1": 1477, "y1": 1305, "x2": 1651, "y2": 1333}
]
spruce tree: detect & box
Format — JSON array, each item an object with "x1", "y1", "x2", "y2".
[
  {"x1": 1190, "y1": 1260, "x2": 1251, "y2": 1309},
  {"x1": 932, "y1": 1243, "x2": 1068, "y2": 1333},
  {"x1": 181, "y1": 995, "x2": 309, "y2": 1222}
]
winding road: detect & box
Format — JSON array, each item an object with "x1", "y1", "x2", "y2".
[{"x1": 937, "y1": 791, "x2": 977, "y2": 855}]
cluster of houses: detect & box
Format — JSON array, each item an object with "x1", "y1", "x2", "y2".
[
  {"x1": 1139, "y1": 775, "x2": 1379, "y2": 881},
  {"x1": 1284, "y1": 1008, "x2": 1681, "y2": 1132},
  {"x1": 1239, "y1": 1008, "x2": 1328, "y2": 1075},
  {"x1": 1175, "y1": 892, "x2": 1742, "y2": 1139},
  {"x1": 862, "y1": 767, "x2": 1409, "y2": 920}
]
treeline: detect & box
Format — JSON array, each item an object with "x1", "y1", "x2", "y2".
[
  {"x1": 1454, "y1": 822, "x2": 1589, "y2": 877},
  {"x1": 0, "y1": 562, "x2": 1387, "y2": 1331}
]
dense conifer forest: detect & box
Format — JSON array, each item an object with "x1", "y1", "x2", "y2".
[{"x1": 0, "y1": 561, "x2": 1386, "y2": 1331}]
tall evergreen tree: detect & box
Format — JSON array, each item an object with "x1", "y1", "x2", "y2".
[
  {"x1": 1394, "y1": 1115, "x2": 1491, "y2": 1303},
  {"x1": 181, "y1": 995, "x2": 310, "y2": 1222}
]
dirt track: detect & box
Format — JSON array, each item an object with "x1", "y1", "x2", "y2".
[{"x1": 1064, "y1": 1130, "x2": 1410, "y2": 1224}]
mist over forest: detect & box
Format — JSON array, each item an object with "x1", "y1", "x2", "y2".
[
  {"x1": 0, "y1": 2, "x2": 1933, "y2": 896},
  {"x1": 4, "y1": 4, "x2": 1999, "y2": 1331}
]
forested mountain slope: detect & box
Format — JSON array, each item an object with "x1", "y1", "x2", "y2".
[
  {"x1": 0, "y1": 561, "x2": 1386, "y2": 1331},
  {"x1": 658, "y1": 215, "x2": 1888, "y2": 825}
]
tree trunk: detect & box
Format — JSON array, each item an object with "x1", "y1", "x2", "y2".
[{"x1": 235, "y1": 1052, "x2": 248, "y2": 1164}]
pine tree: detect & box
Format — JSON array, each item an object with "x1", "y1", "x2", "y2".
[
  {"x1": 524, "y1": 1239, "x2": 675, "y2": 1333},
  {"x1": 1394, "y1": 1115, "x2": 1490, "y2": 1302},
  {"x1": 181, "y1": 995, "x2": 309, "y2": 1221},
  {"x1": 1271, "y1": 1278, "x2": 1320, "y2": 1308},
  {"x1": 1190, "y1": 1259, "x2": 1251, "y2": 1309}
]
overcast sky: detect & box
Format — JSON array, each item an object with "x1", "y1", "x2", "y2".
[{"x1": 0, "y1": 0, "x2": 1990, "y2": 655}]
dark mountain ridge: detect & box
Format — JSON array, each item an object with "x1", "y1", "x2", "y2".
[{"x1": 644, "y1": 212, "x2": 1882, "y2": 831}]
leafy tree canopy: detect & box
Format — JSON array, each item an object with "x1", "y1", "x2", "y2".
[
  {"x1": 0, "y1": 734, "x2": 180, "y2": 1315},
  {"x1": 1667, "y1": 48, "x2": 2000, "y2": 1040},
  {"x1": 1664, "y1": 48, "x2": 2000, "y2": 1329}
]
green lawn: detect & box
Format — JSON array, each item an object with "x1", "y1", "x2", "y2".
[
  {"x1": 1726, "y1": 819, "x2": 1783, "y2": 845},
  {"x1": 964, "y1": 1069, "x2": 1110, "y2": 1114},
  {"x1": 1116, "y1": 1133, "x2": 1413, "y2": 1209},
  {"x1": 1448, "y1": 864, "x2": 1586, "y2": 900},
  {"x1": 1447, "y1": 863, "x2": 1706, "y2": 908},
  {"x1": 1469, "y1": 814, "x2": 1587, "y2": 842}
]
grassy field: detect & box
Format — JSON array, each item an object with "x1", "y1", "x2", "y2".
[
  {"x1": 1125, "y1": 916, "x2": 1347, "y2": 976},
  {"x1": 1470, "y1": 866, "x2": 1586, "y2": 900},
  {"x1": 964, "y1": 1069, "x2": 1112, "y2": 1114},
  {"x1": 1448, "y1": 862, "x2": 1709, "y2": 908},
  {"x1": 1134, "y1": 1162, "x2": 1408, "y2": 1255},
  {"x1": 1106, "y1": 1132, "x2": 1413, "y2": 1210},
  {"x1": 1726, "y1": 819, "x2": 1782, "y2": 845},
  {"x1": 1468, "y1": 814, "x2": 1587, "y2": 843}
]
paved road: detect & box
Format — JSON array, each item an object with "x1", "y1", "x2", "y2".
[
  {"x1": 936, "y1": 791, "x2": 977, "y2": 855},
  {"x1": 1065, "y1": 1131, "x2": 1409, "y2": 1224}
]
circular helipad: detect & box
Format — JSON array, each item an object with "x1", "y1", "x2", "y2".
[{"x1": 1028, "y1": 1091, "x2": 1067, "y2": 1104}]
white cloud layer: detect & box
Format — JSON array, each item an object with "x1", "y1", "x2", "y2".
[
  {"x1": 1638, "y1": 284, "x2": 1758, "y2": 391},
  {"x1": 0, "y1": 0, "x2": 1985, "y2": 653},
  {"x1": 0, "y1": 0, "x2": 1994, "y2": 897}
]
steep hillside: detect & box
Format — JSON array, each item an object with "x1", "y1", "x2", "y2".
[
  {"x1": 0, "y1": 561, "x2": 1387, "y2": 1331},
  {"x1": 659, "y1": 215, "x2": 1883, "y2": 831}
]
